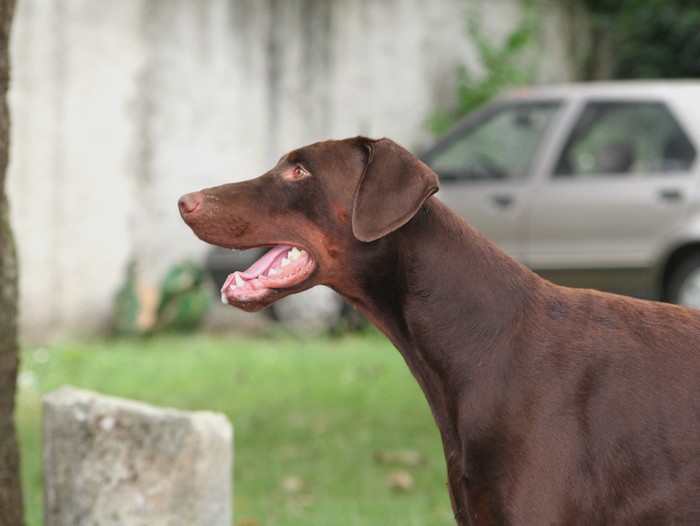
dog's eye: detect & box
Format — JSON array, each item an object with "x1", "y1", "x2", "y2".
[{"x1": 291, "y1": 165, "x2": 309, "y2": 180}]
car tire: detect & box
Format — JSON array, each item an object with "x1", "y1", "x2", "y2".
[
  {"x1": 269, "y1": 285, "x2": 346, "y2": 335},
  {"x1": 666, "y1": 254, "x2": 700, "y2": 309}
]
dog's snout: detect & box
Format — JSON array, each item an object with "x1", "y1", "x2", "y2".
[{"x1": 178, "y1": 192, "x2": 202, "y2": 216}]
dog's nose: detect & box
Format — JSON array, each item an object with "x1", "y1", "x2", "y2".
[{"x1": 178, "y1": 192, "x2": 202, "y2": 216}]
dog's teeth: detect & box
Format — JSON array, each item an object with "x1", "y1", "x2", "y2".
[
  {"x1": 288, "y1": 247, "x2": 301, "y2": 260},
  {"x1": 281, "y1": 258, "x2": 290, "y2": 267},
  {"x1": 234, "y1": 274, "x2": 245, "y2": 287},
  {"x1": 269, "y1": 268, "x2": 278, "y2": 276},
  {"x1": 220, "y1": 292, "x2": 228, "y2": 305}
]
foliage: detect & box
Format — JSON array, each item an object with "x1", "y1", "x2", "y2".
[
  {"x1": 113, "y1": 260, "x2": 211, "y2": 336},
  {"x1": 155, "y1": 260, "x2": 211, "y2": 332},
  {"x1": 17, "y1": 332, "x2": 453, "y2": 526},
  {"x1": 429, "y1": 2, "x2": 540, "y2": 135},
  {"x1": 584, "y1": 0, "x2": 700, "y2": 79},
  {"x1": 113, "y1": 262, "x2": 141, "y2": 336}
]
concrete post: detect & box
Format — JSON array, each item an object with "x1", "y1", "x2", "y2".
[{"x1": 42, "y1": 386, "x2": 233, "y2": 526}]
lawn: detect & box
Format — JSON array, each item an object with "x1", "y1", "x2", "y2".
[{"x1": 16, "y1": 330, "x2": 454, "y2": 525}]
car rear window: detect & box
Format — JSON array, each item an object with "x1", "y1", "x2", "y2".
[{"x1": 554, "y1": 101, "x2": 697, "y2": 177}]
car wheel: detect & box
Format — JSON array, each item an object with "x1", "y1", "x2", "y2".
[
  {"x1": 667, "y1": 255, "x2": 700, "y2": 309},
  {"x1": 269, "y1": 285, "x2": 346, "y2": 335}
]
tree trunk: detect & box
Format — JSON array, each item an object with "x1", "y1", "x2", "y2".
[{"x1": 0, "y1": 0, "x2": 23, "y2": 524}]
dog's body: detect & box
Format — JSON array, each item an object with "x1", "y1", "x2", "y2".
[{"x1": 180, "y1": 137, "x2": 700, "y2": 525}]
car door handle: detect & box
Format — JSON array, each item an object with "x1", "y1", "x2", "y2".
[{"x1": 658, "y1": 188, "x2": 683, "y2": 202}]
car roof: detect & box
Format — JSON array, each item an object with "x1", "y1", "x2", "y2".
[
  {"x1": 422, "y1": 81, "x2": 700, "y2": 159},
  {"x1": 503, "y1": 80, "x2": 700, "y2": 101},
  {"x1": 500, "y1": 81, "x2": 700, "y2": 135}
]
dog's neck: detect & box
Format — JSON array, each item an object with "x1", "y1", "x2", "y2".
[
  {"x1": 338, "y1": 197, "x2": 545, "y2": 517},
  {"x1": 348, "y1": 197, "x2": 542, "y2": 388}
]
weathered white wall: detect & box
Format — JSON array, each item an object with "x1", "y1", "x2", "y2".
[
  {"x1": 9, "y1": 0, "x2": 144, "y2": 339},
  {"x1": 8, "y1": 0, "x2": 588, "y2": 340}
]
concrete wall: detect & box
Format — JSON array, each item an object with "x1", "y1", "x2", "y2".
[{"x1": 8, "y1": 0, "x2": 588, "y2": 339}]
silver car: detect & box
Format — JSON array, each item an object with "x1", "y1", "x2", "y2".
[{"x1": 423, "y1": 81, "x2": 700, "y2": 307}]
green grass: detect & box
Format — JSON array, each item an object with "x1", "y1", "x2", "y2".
[{"x1": 17, "y1": 330, "x2": 453, "y2": 525}]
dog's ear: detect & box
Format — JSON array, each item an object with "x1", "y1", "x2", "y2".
[{"x1": 352, "y1": 138, "x2": 439, "y2": 242}]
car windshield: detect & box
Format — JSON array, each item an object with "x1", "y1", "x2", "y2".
[{"x1": 427, "y1": 101, "x2": 561, "y2": 181}]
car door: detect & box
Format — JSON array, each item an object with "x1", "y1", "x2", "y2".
[
  {"x1": 425, "y1": 100, "x2": 562, "y2": 260},
  {"x1": 525, "y1": 99, "x2": 697, "y2": 296}
]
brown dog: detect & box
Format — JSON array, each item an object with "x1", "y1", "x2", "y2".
[{"x1": 179, "y1": 137, "x2": 700, "y2": 525}]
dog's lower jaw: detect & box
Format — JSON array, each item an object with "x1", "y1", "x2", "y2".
[
  {"x1": 219, "y1": 245, "x2": 317, "y2": 309},
  {"x1": 220, "y1": 277, "x2": 317, "y2": 312},
  {"x1": 225, "y1": 298, "x2": 271, "y2": 313},
  {"x1": 221, "y1": 287, "x2": 304, "y2": 312}
]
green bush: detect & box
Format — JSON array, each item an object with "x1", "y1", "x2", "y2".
[
  {"x1": 584, "y1": 0, "x2": 700, "y2": 79},
  {"x1": 429, "y1": 2, "x2": 540, "y2": 135},
  {"x1": 113, "y1": 260, "x2": 211, "y2": 336}
]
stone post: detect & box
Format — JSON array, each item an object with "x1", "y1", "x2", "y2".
[{"x1": 42, "y1": 386, "x2": 233, "y2": 526}]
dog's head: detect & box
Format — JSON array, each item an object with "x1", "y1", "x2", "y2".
[{"x1": 179, "y1": 137, "x2": 439, "y2": 311}]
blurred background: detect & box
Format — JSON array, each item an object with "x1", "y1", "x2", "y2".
[
  {"x1": 10, "y1": 0, "x2": 699, "y2": 341},
  {"x1": 7, "y1": 0, "x2": 700, "y2": 524},
  {"x1": 8, "y1": 0, "x2": 700, "y2": 339},
  {"x1": 8, "y1": 0, "x2": 589, "y2": 340}
]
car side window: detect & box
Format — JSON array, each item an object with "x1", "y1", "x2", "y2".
[
  {"x1": 554, "y1": 101, "x2": 696, "y2": 178},
  {"x1": 428, "y1": 102, "x2": 560, "y2": 182}
]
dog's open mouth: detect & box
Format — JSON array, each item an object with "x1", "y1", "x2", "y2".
[{"x1": 220, "y1": 245, "x2": 316, "y2": 306}]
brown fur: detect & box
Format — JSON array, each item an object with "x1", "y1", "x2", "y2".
[{"x1": 180, "y1": 137, "x2": 700, "y2": 525}]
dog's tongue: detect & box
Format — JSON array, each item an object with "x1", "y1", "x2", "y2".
[
  {"x1": 238, "y1": 245, "x2": 292, "y2": 279},
  {"x1": 220, "y1": 244, "x2": 315, "y2": 305}
]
